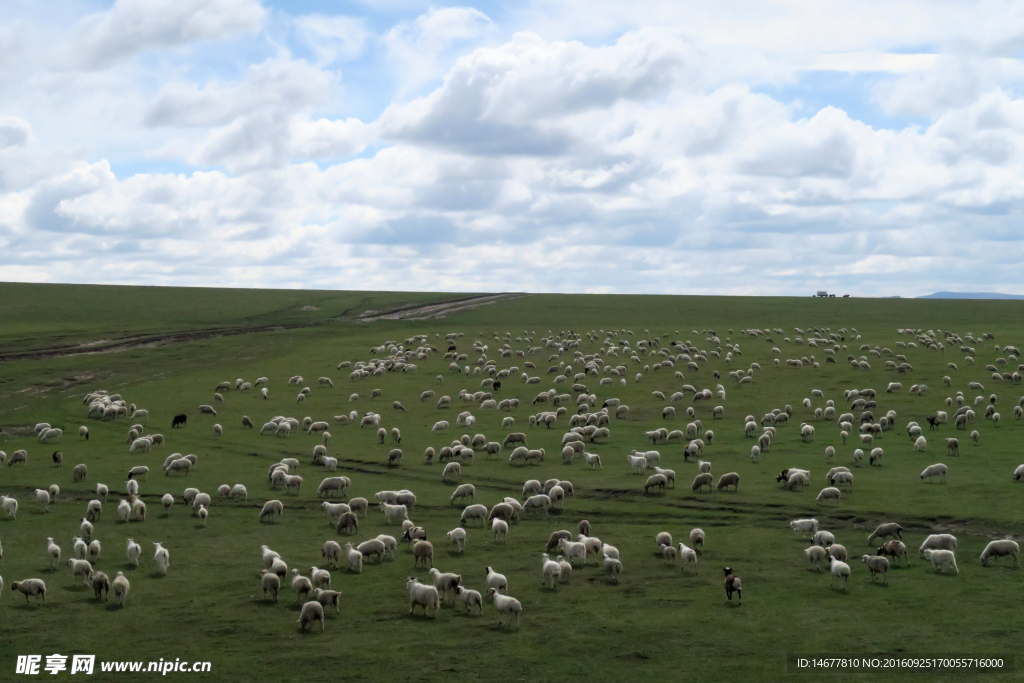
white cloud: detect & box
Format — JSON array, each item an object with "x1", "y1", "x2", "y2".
[
  {"x1": 384, "y1": 7, "x2": 493, "y2": 92},
  {"x1": 4, "y1": 2, "x2": 1024, "y2": 297},
  {"x1": 0, "y1": 117, "x2": 31, "y2": 148},
  {"x1": 295, "y1": 14, "x2": 368, "y2": 64},
  {"x1": 67, "y1": 0, "x2": 265, "y2": 69}
]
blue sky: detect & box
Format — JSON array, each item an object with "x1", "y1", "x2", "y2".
[{"x1": 1, "y1": 0, "x2": 1024, "y2": 296}]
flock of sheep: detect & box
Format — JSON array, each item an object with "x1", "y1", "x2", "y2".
[{"x1": 1, "y1": 324, "x2": 1022, "y2": 631}]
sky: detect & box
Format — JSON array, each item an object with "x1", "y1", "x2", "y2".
[{"x1": 1, "y1": 0, "x2": 1023, "y2": 297}]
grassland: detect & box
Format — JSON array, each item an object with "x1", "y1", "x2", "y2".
[{"x1": 1, "y1": 283, "x2": 1023, "y2": 682}]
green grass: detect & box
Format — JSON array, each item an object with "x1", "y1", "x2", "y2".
[{"x1": 1, "y1": 285, "x2": 1023, "y2": 682}]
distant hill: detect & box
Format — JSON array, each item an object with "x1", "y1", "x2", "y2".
[{"x1": 919, "y1": 292, "x2": 1024, "y2": 300}]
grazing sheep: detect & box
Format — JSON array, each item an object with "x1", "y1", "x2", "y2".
[
  {"x1": 867, "y1": 523, "x2": 904, "y2": 545},
  {"x1": 297, "y1": 600, "x2": 325, "y2": 632},
  {"x1": 259, "y1": 500, "x2": 284, "y2": 523},
  {"x1": 449, "y1": 483, "x2": 475, "y2": 505},
  {"x1": 980, "y1": 540, "x2": 1020, "y2": 567},
  {"x1": 816, "y1": 487, "x2": 841, "y2": 505},
  {"x1": 716, "y1": 472, "x2": 740, "y2": 492},
  {"x1": 877, "y1": 540, "x2": 909, "y2": 566},
  {"x1": 919, "y1": 534, "x2": 958, "y2": 555},
  {"x1": 920, "y1": 463, "x2": 948, "y2": 483},
  {"x1": 492, "y1": 518, "x2": 509, "y2": 543},
  {"x1": 692, "y1": 472, "x2": 713, "y2": 492}
]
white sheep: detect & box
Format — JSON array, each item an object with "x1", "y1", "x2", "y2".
[
  {"x1": 485, "y1": 566, "x2": 508, "y2": 593},
  {"x1": 805, "y1": 545, "x2": 827, "y2": 570},
  {"x1": 297, "y1": 601, "x2": 325, "y2": 632},
  {"x1": 446, "y1": 527, "x2": 467, "y2": 553},
  {"x1": 126, "y1": 538, "x2": 141, "y2": 567},
  {"x1": 407, "y1": 577, "x2": 440, "y2": 617},
  {"x1": 678, "y1": 543, "x2": 698, "y2": 574},
  {"x1": 828, "y1": 555, "x2": 851, "y2": 590},
  {"x1": 69, "y1": 558, "x2": 93, "y2": 586},
  {"x1": 862, "y1": 554, "x2": 890, "y2": 583},
  {"x1": 980, "y1": 540, "x2": 1019, "y2": 567},
  {"x1": 488, "y1": 588, "x2": 522, "y2": 627},
  {"x1": 920, "y1": 463, "x2": 948, "y2": 483},
  {"x1": 111, "y1": 572, "x2": 130, "y2": 607},
  {"x1": 816, "y1": 487, "x2": 841, "y2": 505},
  {"x1": 922, "y1": 548, "x2": 958, "y2": 574},
  {"x1": 153, "y1": 542, "x2": 170, "y2": 574},
  {"x1": 46, "y1": 537, "x2": 62, "y2": 570}
]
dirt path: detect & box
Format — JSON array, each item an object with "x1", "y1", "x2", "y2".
[{"x1": 357, "y1": 293, "x2": 522, "y2": 322}]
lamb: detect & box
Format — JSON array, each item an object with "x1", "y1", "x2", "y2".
[
  {"x1": 11, "y1": 578, "x2": 46, "y2": 604},
  {"x1": 111, "y1": 572, "x2": 130, "y2": 607},
  {"x1": 407, "y1": 577, "x2": 440, "y2": 617},
  {"x1": 980, "y1": 540, "x2": 1020, "y2": 567},
  {"x1": 920, "y1": 463, "x2": 948, "y2": 483},
  {"x1": 485, "y1": 566, "x2": 508, "y2": 593},
  {"x1": 297, "y1": 600, "x2": 326, "y2": 632},
  {"x1": 126, "y1": 538, "x2": 141, "y2": 567},
  {"x1": 488, "y1": 588, "x2": 522, "y2": 628},
  {"x1": 862, "y1": 554, "x2": 890, "y2": 583},
  {"x1": 259, "y1": 500, "x2": 284, "y2": 522},
  {"x1": 922, "y1": 548, "x2": 959, "y2": 574},
  {"x1": 413, "y1": 540, "x2": 434, "y2": 569}
]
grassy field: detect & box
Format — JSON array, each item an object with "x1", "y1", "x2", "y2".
[{"x1": 1, "y1": 284, "x2": 1023, "y2": 682}]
